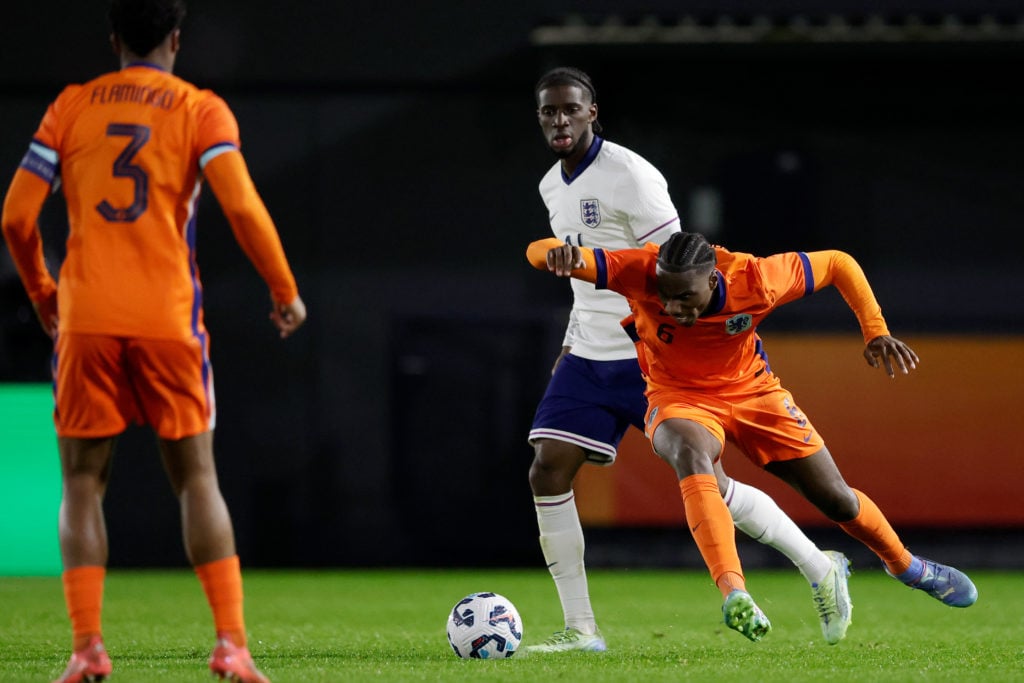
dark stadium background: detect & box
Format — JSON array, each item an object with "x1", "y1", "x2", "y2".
[{"x1": 1, "y1": 1, "x2": 1022, "y2": 570}]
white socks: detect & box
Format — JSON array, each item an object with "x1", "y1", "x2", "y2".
[
  {"x1": 724, "y1": 479, "x2": 832, "y2": 585},
  {"x1": 535, "y1": 480, "x2": 830, "y2": 632},
  {"x1": 534, "y1": 491, "x2": 597, "y2": 634}
]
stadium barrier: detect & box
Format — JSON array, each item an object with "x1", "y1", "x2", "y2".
[{"x1": 575, "y1": 334, "x2": 1024, "y2": 528}]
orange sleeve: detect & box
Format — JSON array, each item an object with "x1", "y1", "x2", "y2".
[
  {"x1": 525, "y1": 237, "x2": 599, "y2": 283},
  {"x1": 805, "y1": 250, "x2": 889, "y2": 343},
  {"x1": 195, "y1": 92, "x2": 242, "y2": 155},
  {"x1": 203, "y1": 150, "x2": 298, "y2": 305},
  {"x1": 1, "y1": 167, "x2": 57, "y2": 302}
]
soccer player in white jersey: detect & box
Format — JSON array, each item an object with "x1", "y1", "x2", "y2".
[{"x1": 525, "y1": 67, "x2": 852, "y2": 651}]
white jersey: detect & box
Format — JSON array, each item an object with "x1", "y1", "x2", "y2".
[{"x1": 539, "y1": 137, "x2": 680, "y2": 360}]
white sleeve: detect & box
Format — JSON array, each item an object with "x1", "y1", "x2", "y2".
[{"x1": 621, "y1": 162, "x2": 680, "y2": 245}]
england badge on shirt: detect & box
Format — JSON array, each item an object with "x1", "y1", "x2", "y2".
[{"x1": 580, "y1": 199, "x2": 601, "y2": 228}]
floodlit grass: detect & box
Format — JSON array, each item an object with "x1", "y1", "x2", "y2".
[{"x1": 1, "y1": 568, "x2": 1022, "y2": 682}]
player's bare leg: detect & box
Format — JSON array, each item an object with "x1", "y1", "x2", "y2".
[
  {"x1": 59, "y1": 437, "x2": 114, "y2": 568},
  {"x1": 161, "y1": 432, "x2": 271, "y2": 682},
  {"x1": 159, "y1": 431, "x2": 235, "y2": 566},
  {"x1": 54, "y1": 437, "x2": 115, "y2": 683}
]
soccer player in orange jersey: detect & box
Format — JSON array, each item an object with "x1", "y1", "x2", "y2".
[
  {"x1": 1, "y1": 1, "x2": 304, "y2": 681},
  {"x1": 527, "y1": 233, "x2": 978, "y2": 640}
]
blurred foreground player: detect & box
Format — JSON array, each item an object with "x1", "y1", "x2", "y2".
[
  {"x1": 527, "y1": 232, "x2": 978, "y2": 640},
  {"x1": 1, "y1": 1, "x2": 306, "y2": 681}
]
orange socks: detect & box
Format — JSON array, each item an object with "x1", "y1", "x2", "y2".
[
  {"x1": 63, "y1": 558, "x2": 248, "y2": 651},
  {"x1": 838, "y1": 488, "x2": 913, "y2": 575},
  {"x1": 679, "y1": 474, "x2": 745, "y2": 598},
  {"x1": 63, "y1": 565, "x2": 105, "y2": 651},
  {"x1": 195, "y1": 555, "x2": 247, "y2": 647}
]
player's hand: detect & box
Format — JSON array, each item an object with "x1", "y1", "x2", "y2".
[
  {"x1": 32, "y1": 291, "x2": 58, "y2": 339},
  {"x1": 864, "y1": 335, "x2": 918, "y2": 378},
  {"x1": 546, "y1": 244, "x2": 584, "y2": 277},
  {"x1": 270, "y1": 295, "x2": 307, "y2": 338}
]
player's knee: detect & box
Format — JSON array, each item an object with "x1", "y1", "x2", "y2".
[
  {"x1": 655, "y1": 442, "x2": 711, "y2": 480},
  {"x1": 817, "y1": 488, "x2": 860, "y2": 522},
  {"x1": 528, "y1": 441, "x2": 583, "y2": 494}
]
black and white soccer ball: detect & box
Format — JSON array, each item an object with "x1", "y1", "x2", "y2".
[{"x1": 445, "y1": 591, "x2": 523, "y2": 659}]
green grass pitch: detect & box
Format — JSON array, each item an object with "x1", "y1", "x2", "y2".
[{"x1": 1, "y1": 568, "x2": 1022, "y2": 682}]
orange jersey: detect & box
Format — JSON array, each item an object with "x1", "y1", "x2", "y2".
[
  {"x1": 527, "y1": 238, "x2": 890, "y2": 394},
  {"x1": 3, "y1": 63, "x2": 297, "y2": 340}
]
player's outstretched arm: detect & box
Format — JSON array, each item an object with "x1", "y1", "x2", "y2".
[
  {"x1": 803, "y1": 250, "x2": 917, "y2": 379},
  {"x1": 805, "y1": 250, "x2": 890, "y2": 342},
  {"x1": 864, "y1": 335, "x2": 919, "y2": 378}
]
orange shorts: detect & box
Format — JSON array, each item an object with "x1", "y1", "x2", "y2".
[
  {"x1": 644, "y1": 380, "x2": 824, "y2": 468},
  {"x1": 53, "y1": 332, "x2": 215, "y2": 440}
]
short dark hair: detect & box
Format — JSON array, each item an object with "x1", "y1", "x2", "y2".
[
  {"x1": 109, "y1": 0, "x2": 186, "y2": 57},
  {"x1": 535, "y1": 66, "x2": 603, "y2": 135},
  {"x1": 657, "y1": 232, "x2": 717, "y2": 274}
]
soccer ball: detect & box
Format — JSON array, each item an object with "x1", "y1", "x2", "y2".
[{"x1": 445, "y1": 592, "x2": 523, "y2": 659}]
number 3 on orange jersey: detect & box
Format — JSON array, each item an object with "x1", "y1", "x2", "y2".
[{"x1": 96, "y1": 123, "x2": 151, "y2": 222}]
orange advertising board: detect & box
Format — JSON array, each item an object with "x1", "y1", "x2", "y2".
[{"x1": 574, "y1": 334, "x2": 1024, "y2": 528}]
